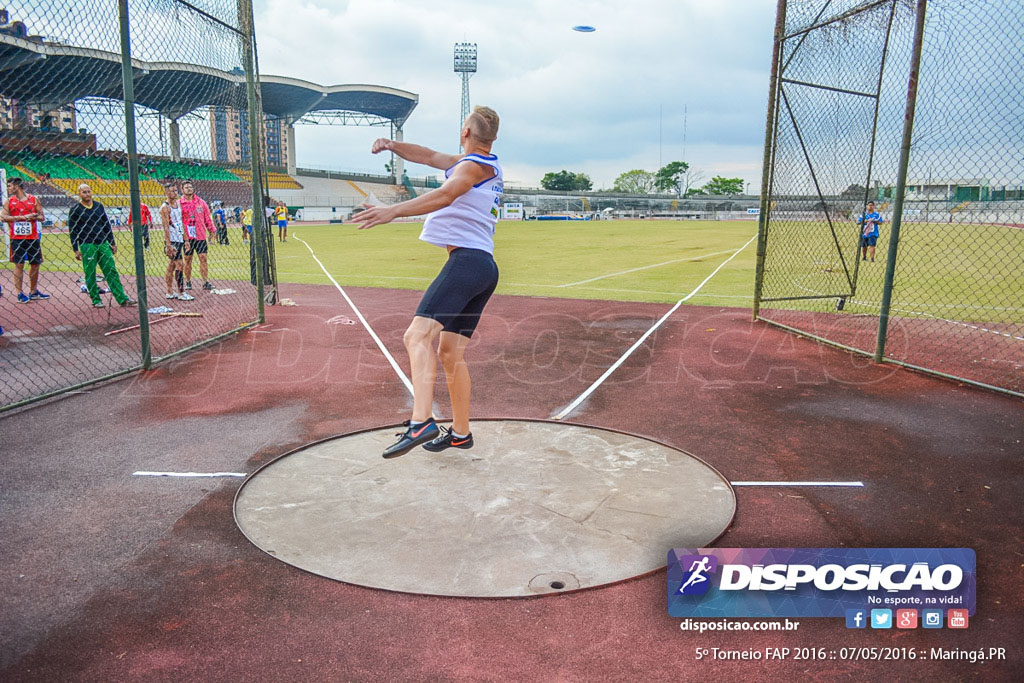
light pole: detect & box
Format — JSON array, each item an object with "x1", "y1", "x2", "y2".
[{"x1": 454, "y1": 42, "x2": 477, "y2": 151}]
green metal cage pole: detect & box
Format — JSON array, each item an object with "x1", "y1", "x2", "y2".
[
  {"x1": 752, "y1": 0, "x2": 788, "y2": 319},
  {"x1": 118, "y1": 0, "x2": 151, "y2": 368},
  {"x1": 239, "y1": 0, "x2": 265, "y2": 323},
  {"x1": 874, "y1": 0, "x2": 928, "y2": 362}
]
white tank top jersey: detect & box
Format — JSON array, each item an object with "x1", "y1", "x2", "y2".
[
  {"x1": 420, "y1": 153, "x2": 503, "y2": 254},
  {"x1": 163, "y1": 201, "x2": 184, "y2": 242}
]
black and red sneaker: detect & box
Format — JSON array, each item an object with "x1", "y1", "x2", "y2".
[
  {"x1": 422, "y1": 426, "x2": 474, "y2": 452},
  {"x1": 382, "y1": 418, "x2": 439, "y2": 459}
]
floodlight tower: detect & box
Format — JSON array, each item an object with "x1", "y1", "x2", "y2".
[{"x1": 453, "y1": 42, "x2": 477, "y2": 149}]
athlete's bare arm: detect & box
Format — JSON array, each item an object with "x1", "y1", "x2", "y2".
[
  {"x1": 351, "y1": 160, "x2": 494, "y2": 230},
  {"x1": 33, "y1": 197, "x2": 44, "y2": 222},
  {"x1": 371, "y1": 138, "x2": 462, "y2": 171}
]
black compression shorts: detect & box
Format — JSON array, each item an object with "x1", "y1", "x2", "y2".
[
  {"x1": 415, "y1": 247, "x2": 499, "y2": 338},
  {"x1": 185, "y1": 238, "x2": 208, "y2": 255}
]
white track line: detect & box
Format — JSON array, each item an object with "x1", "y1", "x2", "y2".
[
  {"x1": 552, "y1": 233, "x2": 757, "y2": 420},
  {"x1": 731, "y1": 481, "x2": 864, "y2": 487},
  {"x1": 293, "y1": 233, "x2": 414, "y2": 396},
  {"x1": 558, "y1": 249, "x2": 738, "y2": 288},
  {"x1": 133, "y1": 471, "x2": 247, "y2": 478}
]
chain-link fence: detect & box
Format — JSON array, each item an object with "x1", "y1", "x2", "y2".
[
  {"x1": 0, "y1": 0, "x2": 275, "y2": 410},
  {"x1": 754, "y1": 0, "x2": 1024, "y2": 397}
]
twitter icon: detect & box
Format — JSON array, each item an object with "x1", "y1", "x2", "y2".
[{"x1": 870, "y1": 609, "x2": 892, "y2": 629}]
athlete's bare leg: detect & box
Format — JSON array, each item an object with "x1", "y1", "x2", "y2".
[
  {"x1": 438, "y1": 331, "x2": 472, "y2": 435},
  {"x1": 13, "y1": 262, "x2": 24, "y2": 293},
  {"x1": 403, "y1": 315, "x2": 442, "y2": 422}
]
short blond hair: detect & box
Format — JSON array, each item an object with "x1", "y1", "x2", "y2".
[{"x1": 466, "y1": 106, "x2": 499, "y2": 144}]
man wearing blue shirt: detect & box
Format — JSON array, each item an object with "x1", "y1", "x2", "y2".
[{"x1": 858, "y1": 201, "x2": 883, "y2": 262}]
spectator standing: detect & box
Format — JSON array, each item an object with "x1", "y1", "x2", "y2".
[
  {"x1": 68, "y1": 184, "x2": 136, "y2": 308},
  {"x1": 127, "y1": 201, "x2": 153, "y2": 250},
  {"x1": 213, "y1": 204, "x2": 229, "y2": 245},
  {"x1": 242, "y1": 206, "x2": 253, "y2": 244},
  {"x1": 180, "y1": 180, "x2": 215, "y2": 290},
  {"x1": 1, "y1": 176, "x2": 50, "y2": 303},
  {"x1": 160, "y1": 184, "x2": 193, "y2": 301},
  {"x1": 858, "y1": 201, "x2": 884, "y2": 262},
  {"x1": 275, "y1": 201, "x2": 288, "y2": 242}
]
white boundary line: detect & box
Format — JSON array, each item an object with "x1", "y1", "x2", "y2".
[
  {"x1": 133, "y1": 471, "x2": 247, "y2": 478},
  {"x1": 557, "y1": 249, "x2": 738, "y2": 287},
  {"x1": 551, "y1": 233, "x2": 758, "y2": 420},
  {"x1": 293, "y1": 233, "x2": 415, "y2": 396},
  {"x1": 731, "y1": 481, "x2": 864, "y2": 487}
]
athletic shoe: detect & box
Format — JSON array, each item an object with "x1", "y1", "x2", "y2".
[
  {"x1": 178, "y1": 292, "x2": 195, "y2": 301},
  {"x1": 202, "y1": 281, "x2": 214, "y2": 290},
  {"x1": 92, "y1": 301, "x2": 106, "y2": 308},
  {"x1": 17, "y1": 292, "x2": 30, "y2": 304},
  {"x1": 422, "y1": 426, "x2": 474, "y2": 452},
  {"x1": 166, "y1": 292, "x2": 178, "y2": 300},
  {"x1": 185, "y1": 281, "x2": 193, "y2": 290},
  {"x1": 120, "y1": 298, "x2": 138, "y2": 307},
  {"x1": 29, "y1": 290, "x2": 50, "y2": 300},
  {"x1": 382, "y1": 418, "x2": 439, "y2": 459}
]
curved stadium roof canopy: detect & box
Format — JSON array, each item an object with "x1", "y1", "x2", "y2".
[{"x1": 0, "y1": 33, "x2": 418, "y2": 127}]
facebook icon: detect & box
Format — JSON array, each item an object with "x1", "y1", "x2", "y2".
[{"x1": 845, "y1": 609, "x2": 867, "y2": 629}]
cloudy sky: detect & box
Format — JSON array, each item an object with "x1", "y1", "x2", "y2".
[{"x1": 251, "y1": 0, "x2": 777, "y2": 190}]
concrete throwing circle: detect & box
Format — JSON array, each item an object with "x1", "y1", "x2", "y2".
[{"x1": 234, "y1": 420, "x2": 734, "y2": 597}]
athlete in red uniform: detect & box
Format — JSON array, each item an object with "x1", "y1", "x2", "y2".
[{"x1": 1, "y1": 177, "x2": 50, "y2": 303}]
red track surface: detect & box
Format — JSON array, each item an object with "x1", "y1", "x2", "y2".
[{"x1": 2, "y1": 283, "x2": 1022, "y2": 680}]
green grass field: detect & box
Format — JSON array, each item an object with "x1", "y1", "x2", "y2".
[
  {"x1": 4, "y1": 219, "x2": 1021, "y2": 323},
  {"x1": 277, "y1": 220, "x2": 759, "y2": 307}
]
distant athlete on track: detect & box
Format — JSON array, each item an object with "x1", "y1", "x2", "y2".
[
  {"x1": 160, "y1": 184, "x2": 193, "y2": 301},
  {"x1": 351, "y1": 106, "x2": 502, "y2": 459},
  {"x1": 858, "y1": 201, "x2": 883, "y2": 262},
  {"x1": 1, "y1": 177, "x2": 50, "y2": 303},
  {"x1": 275, "y1": 202, "x2": 288, "y2": 242}
]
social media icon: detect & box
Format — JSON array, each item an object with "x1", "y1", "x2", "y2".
[
  {"x1": 845, "y1": 609, "x2": 867, "y2": 628},
  {"x1": 922, "y1": 609, "x2": 943, "y2": 628},
  {"x1": 948, "y1": 609, "x2": 969, "y2": 629},
  {"x1": 896, "y1": 609, "x2": 918, "y2": 629},
  {"x1": 870, "y1": 609, "x2": 892, "y2": 629}
]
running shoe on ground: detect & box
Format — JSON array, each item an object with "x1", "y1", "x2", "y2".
[
  {"x1": 202, "y1": 281, "x2": 214, "y2": 290},
  {"x1": 92, "y1": 301, "x2": 105, "y2": 308},
  {"x1": 185, "y1": 281, "x2": 193, "y2": 290},
  {"x1": 17, "y1": 292, "x2": 30, "y2": 304},
  {"x1": 422, "y1": 426, "x2": 474, "y2": 452},
  {"x1": 120, "y1": 298, "x2": 138, "y2": 307},
  {"x1": 29, "y1": 290, "x2": 50, "y2": 300},
  {"x1": 166, "y1": 292, "x2": 178, "y2": 299},
  {"x1": 383, "y1": 418, "x2": 439, "y2": 459},
  {"x1": 178, "y1": 292, "x2": 194, "y2": 301}
]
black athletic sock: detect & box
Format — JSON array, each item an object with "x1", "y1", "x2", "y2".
[{"x1": 175, "y1": 271, "x2": 184, "y2": 289}]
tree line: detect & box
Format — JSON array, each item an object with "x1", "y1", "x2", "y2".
[{"x1": 540, "y1": 162, "x2": 745, "y2": 197}]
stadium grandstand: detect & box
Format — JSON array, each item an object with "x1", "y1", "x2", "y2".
[{"x1": 0, "y1": 8, "x2": 420, "y2": 224}]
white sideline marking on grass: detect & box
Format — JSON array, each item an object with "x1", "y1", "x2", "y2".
[
  {"x1": 133, "y1": 471, "x2": 247, "y2": 478},
  {"x1": 731, "y1": 481, "x2": 864, "y2": 487},
  {"x1": 558, "y1": 249, "x2": 739, "y2": 288},
  {"x1": 791, "y1": 275, "x2": 1024, "y2": 342},
  {"x1": 552, "y1": 233, "x2": 758, "y2": 420},
  {"x1": 293, "y1": 233, "x2": 414, "y2": 396}
]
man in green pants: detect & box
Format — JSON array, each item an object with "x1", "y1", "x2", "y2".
[{"x1": 68, "y1": 184, "x2": 137, "y2": 308}]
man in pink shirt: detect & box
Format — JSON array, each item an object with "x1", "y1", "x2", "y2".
[{"x1": 180, "y1": 180, "x2": 215, "y2": 291}]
